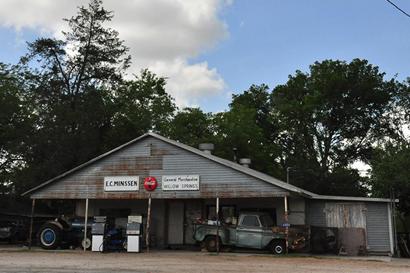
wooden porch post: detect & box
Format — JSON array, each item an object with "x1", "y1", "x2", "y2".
[
  {"x1": 284, "y1": 195, "x2": 289, "y2": 254},
  {"x1": 146, "y1": 194, "x2": 152, "y2": 253},
  {"x1": 216, "y1": 196, "x2": 220, "y2": 254},
  {"x1": 28, "y1": 199, "x2": 36, "y2": 250},
  {"x1": 83, "y1": 198, "x2": 89, "y2": 251}
]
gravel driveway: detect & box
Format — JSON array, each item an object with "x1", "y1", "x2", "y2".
[{"x1": 0, "y1": 250, "x2": 409, "y2": 273}]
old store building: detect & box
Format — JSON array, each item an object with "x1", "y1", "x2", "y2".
[{"x1": 23, "y1": 132, "x2": 395, "y2": 255}]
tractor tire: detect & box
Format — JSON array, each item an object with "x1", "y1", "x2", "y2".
[
  {"x1": 38, "y1": 223, "x2": 61, "y2": 250},
  {"x1": 271, "y1": 240, "x2": 286, "y2": 255}
]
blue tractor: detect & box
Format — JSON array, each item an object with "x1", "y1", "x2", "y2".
[{"x1": 37, "y1": 217, "x2": 92, "y2": 250}]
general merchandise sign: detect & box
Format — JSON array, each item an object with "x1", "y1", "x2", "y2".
[{"x1": 162, "y1": 175, "x2": 200, "y2": 191}]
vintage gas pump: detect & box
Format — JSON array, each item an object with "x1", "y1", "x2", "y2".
[
  {"x1": 91, "y1": 216, "x2": 106, "y2": 252},
  {"x1": 126, "y1": 215, "x2": 142, "y2": 252}
]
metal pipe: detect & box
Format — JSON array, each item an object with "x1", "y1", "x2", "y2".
[
  {"x1": 233, "y1": 148, "x2": 238, "y2": 162},
  {"x1": 286, "y1": 167, "x2": 292, "y2": 184},
  {"x1": 146, "y1": 195, "x2": 152, "y2": 253},
  {"x1": 83, "y1": 198, "x2": 89, "y2": 251},
  {"x1": 28, "y1": 199, "x2": 36, "y2": 250}
]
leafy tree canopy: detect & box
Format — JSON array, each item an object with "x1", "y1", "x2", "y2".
[
  {"x1": 270, "y1": 59, "x2": 398, "y2": 195},
  {"x1": 0, "y1": 63, "x2": 34, "y2": 195},
  {"x1": 22, "y1": 0, "x2": 130, "y2": 104},
  {"x1": 166, "y1": 107, "x2": 214, "y2": 148}
]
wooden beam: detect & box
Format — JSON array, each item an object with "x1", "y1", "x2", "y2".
[
  {"x1": 28, "y1": 199, "x2": 36, "y2": 250},
  {"x1": 146, "y1": 195, "x2": 152, "y2": 252},
  {"x1": 284, "y1": 195, "x2": 289, "y2": 254},
  {"x1": 216, "y1": 196, "x2": 220, "y2": 254},
  {"x1": 83, "y1": 198, "x2": 89, "y2": 251},
  {"x1": 164, "y1": 200, "x2": 169, "y2": 247}
]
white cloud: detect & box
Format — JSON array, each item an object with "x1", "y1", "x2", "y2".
[
  {"x1": 151, "y1": 58, "x2": 225, "y2": 106},
  {"x1": 0, "y1": 0, "x2": 230, "y2": 107}
]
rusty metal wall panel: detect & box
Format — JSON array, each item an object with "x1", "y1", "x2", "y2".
[
  {"x1": 32, "y1": 136, "x2": 289, "y2": 199},
  {"x1": 366, "y1": 202, "x2": 391, "y2": 253},
  {"x1": 337, "y1": 228, "x2": 367, "y2": 255},
  {"x1": 324, "y1": 203, "x2": 366, "y2": 228}
]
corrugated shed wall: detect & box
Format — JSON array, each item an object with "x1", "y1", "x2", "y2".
[
  {"x1": 306, "y1": 200, "x2": 326, "y2": 227},
  {"x1": 31, "y1": 136, "x2": 288, "y2": 199},
  {"x1": 307, "y1": 200, "x2": 392, "y2": 254},
  {"x1": 366, "y1": 202, "x2": 391, "y2": 253}
]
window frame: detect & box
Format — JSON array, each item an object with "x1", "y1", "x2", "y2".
[{"x1": 240, "y1": 215, "x2": 262, "y2": 228}]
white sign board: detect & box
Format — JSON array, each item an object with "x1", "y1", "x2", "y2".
[
  {"x1": 104, "y1": 176, "x2": 139, "y2": 192},
  {"x1": 162, "y1": 175, "x2": 200, "y2": 191}
]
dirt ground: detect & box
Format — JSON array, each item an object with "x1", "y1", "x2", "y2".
[{"x1": 0, "y1": 250, "x2": 409, "y2": 273}]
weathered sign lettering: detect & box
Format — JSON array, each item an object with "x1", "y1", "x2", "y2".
[
  {"x1": 162, "y1": 175, "x2": 200, "y2": 191},
  {"x1": 104, "y1": 176, "x2": 139, "y2": 192}
]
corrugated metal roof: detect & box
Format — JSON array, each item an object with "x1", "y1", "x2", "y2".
[
  {"x1": 22, "y1": 132, "x2": 394, "y2": 203},
  {"x1": 310, "y1": 195, "x2": 396, "y2": 203}
]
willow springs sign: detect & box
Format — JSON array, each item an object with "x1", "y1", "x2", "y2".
[
  {"x1": 162, "y1": 175, "x2": 200, "y2": 191},
  {"x1": 103, "y1": 175, "x2": 200, "y2": 192}
]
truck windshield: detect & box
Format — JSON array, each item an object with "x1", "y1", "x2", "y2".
[{"x1": 259, "y1": 215, "x2": 274, "y2": 227}]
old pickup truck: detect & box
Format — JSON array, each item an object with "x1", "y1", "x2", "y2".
[{"x1": 193, "y1": 212, "x2": 306, "y2": 254}]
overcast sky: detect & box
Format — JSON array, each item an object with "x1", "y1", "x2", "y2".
[{"x1": 0, "y1": 0, "x2": 409, "y2": 112}]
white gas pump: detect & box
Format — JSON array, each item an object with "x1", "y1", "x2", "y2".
[
  {"x1": 91, "y1": 216, "x2": 106, "y2": 252},
  {"x1": 126, "y1": 215, "x2": 142, "y2": 252}
]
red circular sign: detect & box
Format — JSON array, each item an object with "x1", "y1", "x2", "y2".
[{"x1": 143, "y1": 176, "x2": 158, "y2": 191}]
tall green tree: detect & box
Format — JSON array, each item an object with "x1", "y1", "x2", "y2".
[
  {"x1": 16, "y1": 0, "x2": 131, "y2": 193},
  {"x1": 271, "y1": 59, "x2": 399, "y2": 195},
  {"x1": 370, "y1": 143, "x2": 410, "y2": 232},
  {"x1": 0, "y1": 64, "x2": 33, "y2": 196},
  {"x1": 22, "y1": 0, "x2": 130, "y2": 105}
]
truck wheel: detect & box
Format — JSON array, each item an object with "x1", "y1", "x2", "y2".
[
  {"x1": 271, "y1": 240, "x2": 285, "y2": 255},
  {"x1": 38, "y1": 223, "x2": 61, "y2": 250},
  {"x1": 204, "y1": 236, "x2": 220, "y2": 252}
]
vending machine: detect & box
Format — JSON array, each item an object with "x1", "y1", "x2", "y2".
[
  {"x1": 91, "y1": 216, "x2": 106, "y2": 252},
  {"x1": 126, "y1": 215, "x2": 142, "y2": 252}
]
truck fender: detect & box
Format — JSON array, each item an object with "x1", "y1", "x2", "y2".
[
  {"x1": 268, "y1": 238, "x2": 286, "y2": 249},
  {"x1": 194, "y1": 226, "x2": 228, "y2": 244}
]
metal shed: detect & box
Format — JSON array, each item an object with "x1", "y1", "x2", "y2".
[{"x1": 22, "y1": 132, "x2": 396, "y2": 255}]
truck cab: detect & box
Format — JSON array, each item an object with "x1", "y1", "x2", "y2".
[
  {"x1": 235, "y1": 213, "x2": 276, "y2": 249},
  {"x1": 194, "y1": 212, "x2": 291, "y2": 254}
]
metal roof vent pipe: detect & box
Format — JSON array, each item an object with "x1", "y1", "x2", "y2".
[
  {"x1": 239, "y1": 158, "x2": 251, "y2": 168},
  {"x1": 198, "y1": 143, "x2": 214, "y2": 154}
]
